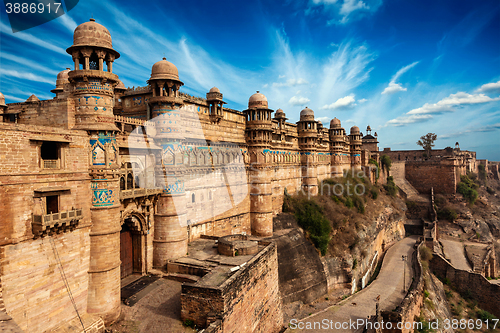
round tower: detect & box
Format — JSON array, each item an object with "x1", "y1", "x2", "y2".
[
  {"x1": 245, "y1": 91, "x2": 274, "y2": 236},
  {"x1": 147, "y1": 58, "x2": 188, "y2": 266},
  {"x1": 66, "y1": 18, "x2": 121, "y2": 324},
  {"x1": 329, "y1": 117, "x2": 347, "y2": 177},
  {"x1": 349, "y1": 126, "x2": 362, "y2": 170},
  {"x1": 297, "y1": 107, "x2": 318, "y2": 195}
]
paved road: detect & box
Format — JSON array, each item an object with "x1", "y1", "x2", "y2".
[
  {"x1": 289, "y1": 236, "x2": 418, "y2": 333},
  {"x1": 440, "y1": 239, "x2": 471, "y2": 271}
]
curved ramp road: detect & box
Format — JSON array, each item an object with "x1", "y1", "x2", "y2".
[
  {"x1": 289, "y1": 236, "x2": 418, "y2": 333},
  {"x1": 440, "y1": 239, "x2": 471, "y2": 271}
]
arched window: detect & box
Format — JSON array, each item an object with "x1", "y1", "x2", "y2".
[
  {"x1": 191, "y1": 193, "x2": 195, "y2": 203},
  {"x1": 120, "y1": 177, "x2": 125, "y2": 190},
  {"x1": 89, "y1": 51, "x2": 99, "y2": 70}
]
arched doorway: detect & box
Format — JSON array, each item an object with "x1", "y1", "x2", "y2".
[{"x1": 120, "y1": 214, "x2": 145, "y2": 279}]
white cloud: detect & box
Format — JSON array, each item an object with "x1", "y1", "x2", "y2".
[
  {"x1": 279, "y1": 75, "x2": 286, "y2": 79},
  {"x1": 382, "y1": 82, "x2": 407, "y2": 94},
  {"x1": 385, "y1": 114, "x2": 433, "y2": 127},
  {"x1": 476, "y1": 80, "x2": 500, "y2": 94},
  {"x1": 385, "y1": 91, "x2": 500, "y2": 127},
  {"x1": 311, "y1": 0, "x2": 382, "y2": 25},
  {"x1": 381, "y1": 61, "x2": 418, "y2": 95},
  {"x1": 316, "y1": 116, "x2": 330, "y2": 124},
  {"x1": 321, "y1": 94, "x2": 356, "y2": 110},
  {"x1": 407, "y1": 92, "x2": 500, "y2": 115},
  {"x1": 358, "y1": 98, "x2": 367, "y2": 103},
  {"x1": 273, "y1": 78, "x2": 308, "y2": 88},
  {"x1": 289, "y1": 96, "x2": 311, "y2": 106}
]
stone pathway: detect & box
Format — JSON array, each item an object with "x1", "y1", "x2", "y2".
[
  {"x1": 288, "y1": 236, "x2": 418, "y2": 333},
  {"x1": 109, "y1": 279, "x2": 195, "y2": 333},
  {"x1": 440, "y1": 239, "x2": 471, "y2": 271}
]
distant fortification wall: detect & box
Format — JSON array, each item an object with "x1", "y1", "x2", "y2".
[
  {"x1": 405, "y1": 160, "x2": 457, "y2": 194},
  {"x1": 430, "y1": 254, "x2": 500, "y2": 318}
]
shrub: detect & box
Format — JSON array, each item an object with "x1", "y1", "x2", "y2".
[
  {"x1": 353, "y1": 196, "x2": 365, "y2": 214},
  {"x1": 478, "y1": 164, "x2": 487, "y2": 182},
  {"x1": 434, "y1": 195, "x2": 446, "y2": 208},
  {"x1": 486, "y1": 187, "x2": 495, "y2": 195},
  {"x1": 476, "y1": 309, "x2": 496, "y2": 322},
  {"x1": 384, "y1": 176, "x2": 398, "y2": 197},
  {"x1": 457, "y1": 175, "x2": 479, "y2": 204},
  {"x1": 424, "y1": 290, "x2": 430, "y2": 298},
  {"x1": 420, "y1": 245, "x2": 433, "y2": 262},
  {"x1": 344, "y1": 197, "x2": 354, "y2": 208},
  {"x1": 380, "y1": 155, "x2": 392, "y2": 173},
  {"x1": 352, "y1": 258, "x2": 358, "y2": 270},
  {"x1": 183, "y1": 319, "x2": 195, "y2": 327},
  {"x1": 370, "y1": 188, "x2": 379, "y2": 200},
  {"x1": 437, "y1": 207, "x2": 457, "y2": 221},
  {"x1": 293, "y1": 198, "x2": 331, "y2": 255}
]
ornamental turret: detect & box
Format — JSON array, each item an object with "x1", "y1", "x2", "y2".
[
  {"x1": 349, "y1": 126, "x2": 362, "y2": 169},
  {"x1": 244, "y1": 91, "x2": 274, "y2": 147},
  {"x1": 206, "y1": 87, "x2": 225, "y2": 123}
]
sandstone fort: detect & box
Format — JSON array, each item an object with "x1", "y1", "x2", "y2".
[{"x1": 1, "y1": 18, "x2": 499, "y2": 333}]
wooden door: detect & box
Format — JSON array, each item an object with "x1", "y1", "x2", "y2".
[{"x1": 120, "y1": 228, "x2": 133, "y2": 278}]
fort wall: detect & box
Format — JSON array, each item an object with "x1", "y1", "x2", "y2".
[
  {"x1": 405, "y1": 160, "x2": 456, "y2": 194},
  {"x1": 430, "y1": 254, "x2": 500, "y2": 318},
  {"x1": 181, "y1": 241, "x2": 283, "y2": 333}
]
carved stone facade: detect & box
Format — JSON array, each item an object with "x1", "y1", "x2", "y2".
[{"x1": 0, "y1": 19, "x2": 379, "y2": 332}]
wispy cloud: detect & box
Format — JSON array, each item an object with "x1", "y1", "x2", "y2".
[
  {"x1": 381, "y1": 61, "x2": 418, "y2": 95},
  {"x1": 385, "y1": 90, "x2": 500, "y2": 126},
  {"x1": 441, "y1": 123, "x2": 500, "y2": 139},
  {"x1": 0, "y1": 53, "x2": 60, "y2": 76},
  {"x1": 309, "y1": 0, "x2": 383, "y2": 25},
  {"x1": 273, "y1": 78, "x2": 308, "y2": 88},
  {"x1": 476, "y1": 80, "x2": 500, "y2": 94},
  {"x1": 407, "y1": 92, "x2": 500, "y2": 115},
  {"x1": 0, "y1": 21, "x2": 67, "y2": 55},
  {"x1": 321, "y1": 94, "x2": 356, "y2": 110},
  {"x1": 57, "y1": 14, "x2": 78, "y2": 33},
  {"x1": 1, "y1": 69, "x2": 54, "y2": 85}
]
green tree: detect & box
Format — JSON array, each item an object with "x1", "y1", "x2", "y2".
[{"x1": 417, "y1": 133, "x2": 437, "y2": 156}]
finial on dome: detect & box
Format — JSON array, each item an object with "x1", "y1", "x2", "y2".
[
  {"x1": 163, "y1": 57, "x2": 166, "y2": 60},
  {"x1": 90, "y1": 18, "x2": 95, "y2": 22}
]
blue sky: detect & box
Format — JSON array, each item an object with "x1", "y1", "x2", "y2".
[{"x1": 1, "y1": 0, "x2": 499, "y2": 159}]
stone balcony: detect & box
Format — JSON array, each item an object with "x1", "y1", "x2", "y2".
[
  {"x1": 32, "y1": 209, "x2": 83, "y2": 237},
  {"x1": 120, "y1": 188, "x2": 163, "y2": 200}
]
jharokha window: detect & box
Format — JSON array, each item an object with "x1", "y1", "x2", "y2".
[{"x1": 40, "y1": 141, "x2": 61, "y2": 169}]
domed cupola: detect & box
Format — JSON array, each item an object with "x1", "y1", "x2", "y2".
[
  {"x1": 66, "y1": 18, "x2": 120, "y2": 72},
  {"x1": 244, "y1": 91, "x2": 273, "y2": 147},
  {"x1": 51, "y1": 68, "x2": 71, "y2": 97},
  {"x1": 248, "y1": 91, "x2": 268, "y2": 109},
  {"x1": 148, "y1": 57, "x2": 184, "y2": 101}
]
